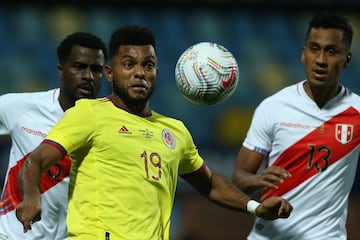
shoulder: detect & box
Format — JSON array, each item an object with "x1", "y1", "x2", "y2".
[
  {"x1": 341, "y1": 86, "x2": 360, "y2": 109},
  {"x1": 269, "y1": 83, "x2": 299, "y2": 100},
  {"x1": 151, "y1": 111, "x2": 186, "y2": 126},
  {"x1": 67, "y1": 98, "x2": 111, "y2": 116},
  {"x1": 70, "y1": 97, "x2": 106, "y2": 109},
  {"x1": 150, "y1": 111, "x2": 191, "y2": 138},
  {"x1": 256, "y1": 83, "x2": 298, "y2": 109},
  {"x1": 343, "y1": 87, "x2": 360, "y2": 99},
  {"x1": 75, "y1": 97, "x2": 110, "y2": 105},
  {"x1": 0, "y1": 89, "x2": 56, "y2": 110},
  {"x1": 0, "y1": 88, "x2": 58, "y2": 103},
  {"x1": 73, "y1": 97, "x2": 110, "y2": 111}
]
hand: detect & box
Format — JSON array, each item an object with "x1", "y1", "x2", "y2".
[
  {"x1": 15, "y1": 197, "x2": 41, "y2": 233},
  {"x1": 256, "y1": 196, "x2": 293, "y2": 220},
  {"x1": 257, "y1": 166, "x2": 291, "y2": 189}
]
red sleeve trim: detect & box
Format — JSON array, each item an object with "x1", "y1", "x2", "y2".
[
  {"x1": 43, "y1": 139, "x2": 67, "y2": 156},
  {"x1": 180, "y1": 162, "x2": 207, "y2": 178}
]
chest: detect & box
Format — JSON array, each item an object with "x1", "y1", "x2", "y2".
[
  {"x1": 12, "y1": 108, "x2": 63, "y2": 151},
  {"x1": 74, "y1": 114, "x2": 183, "y2": 183}
]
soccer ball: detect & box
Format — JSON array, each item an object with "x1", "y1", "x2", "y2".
[{"x1": 175, "y1": 42, "x2": 239, "y2": 105}]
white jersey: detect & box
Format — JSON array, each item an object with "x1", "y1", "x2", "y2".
[
  {"x1": 243, "y1": 81, "x2": 360, "y2": 240},
  {"x1": 0, "y1": 89, "x2": 69, "y2": 240}
]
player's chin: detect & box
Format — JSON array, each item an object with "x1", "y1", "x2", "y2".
[
  {"x1": 78, "y1": 89, "x2": 97, "y2": 99},
  {"x1": 130, "y1": 90, "x2": 149, "y2": 99},
  {"x1": 77, "y1": 92, "x2": 95, "y2": 100},
  {"x1": 129, "y1": 94, "x2": 150, "y2": 105}
]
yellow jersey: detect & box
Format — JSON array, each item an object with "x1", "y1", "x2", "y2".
[{"x1": 45, "y1": 98, "x2": 205, "y2": 240}]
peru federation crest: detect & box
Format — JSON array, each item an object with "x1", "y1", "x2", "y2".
[{"x1": 335, "y1": 124, "x2": 353, "y2": 144}]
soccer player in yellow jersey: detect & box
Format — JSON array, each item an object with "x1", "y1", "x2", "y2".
[{"x1": 16, "y1": 25, "x2": 293, "y2": 240}]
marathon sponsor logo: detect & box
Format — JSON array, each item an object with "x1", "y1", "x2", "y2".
[
  {"x1": 280, "y1": 122, "x2": 311, "y2": 129},
  {"x1": 21, "y1": 126, "x2": 46, "y2": 138}
]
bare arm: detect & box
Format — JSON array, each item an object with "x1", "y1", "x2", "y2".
[
  {"x1": 232, "y1": 147, "x2": 291, "y2": 197},
  {"x1": 16, "y1": 142, "x2": 63, "y2": 233},
  {"x1": 184, "y1": 165, "x2": 250, "y2": 212},
  {"x1": 183, "y1": 164, "x2": 292, "y2": 220}
]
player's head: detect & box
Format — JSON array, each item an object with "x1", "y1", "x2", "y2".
[
  {"x1": 301, "y1": 12, "x2": 353, "y2": 89},
  {"x1": 57, "y1": 32, "x2": 108, "y2": 110},
  {"x1": 105, "y1": 25, "x2": 158, "y2": 112},
  {"x1": 305, "y1": 12, "x2": 353, "y2": 50},
  {"x1": 108, "y1": 25, "x2": 156, "y2": 60}
]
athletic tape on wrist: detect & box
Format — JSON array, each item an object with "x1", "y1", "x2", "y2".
[{"x1": 247, "y1": 200, "x2": 260, "y2": 216}]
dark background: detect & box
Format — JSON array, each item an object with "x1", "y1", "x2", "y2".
[{"x1": 0, "y1": 1, "x2": 359, "y2": 239}]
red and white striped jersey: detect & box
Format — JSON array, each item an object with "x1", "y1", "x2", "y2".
[
  {"x1": 0, "y1": 89, "x2": 69, "y2": 240},
  {"x1": 243, "y1": 81, "x2": 360, "y2": 240}
]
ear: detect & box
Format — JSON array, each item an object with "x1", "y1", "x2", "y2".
[
  {"x1": 301, "y1": 47, "x2": 305, "y2": 64},
  {"x1": 58, "y1": 64, "x2": 63, "y2": 76},
  {"x1": 344, "y1": 53, "x2": 352, "y2": 68},
  {"x1": 104, "y1": 65, "x2": 113, "y2": 83}
]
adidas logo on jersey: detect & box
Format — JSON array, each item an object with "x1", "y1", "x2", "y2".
[{"x1": 119, "y1": 125, "x2": 132, "y2": 134}]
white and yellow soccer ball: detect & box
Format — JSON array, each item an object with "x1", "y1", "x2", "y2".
[{"x1": 175, "y1": 42, "x2": 239, "y2": 105}]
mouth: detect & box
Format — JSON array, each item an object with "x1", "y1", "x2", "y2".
[
  {"x1": 79, "y1": 84, "x2": 94, "y2": 96},
  {"x1": 131, "y1": 81, "x2": 148, "y2": 91},
  {"x1": 313, "y1": 69, "x2": 327, "y2": 79}
]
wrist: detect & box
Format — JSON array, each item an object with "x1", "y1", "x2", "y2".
[{"x1": 247, "y1": 199, "x2": 260, "y2": 216}]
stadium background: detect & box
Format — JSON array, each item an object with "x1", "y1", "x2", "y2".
[{"x1": 0, "y1": 1, "x2": 359, "y2": 239}]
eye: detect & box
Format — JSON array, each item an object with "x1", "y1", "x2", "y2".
[
  {"x1": 90, "y1": 65, "x2": 103, "y2": 73},
  {"x1": 73, "y1": 63, "x2": 84, "y2": 70},
  {"x1": 144, "y1": 62, "x2": 155, "y2": 70},
  {"x1": 123, "y1": 61, "x2": 133, "y2": 69},
  {"x1": 310, "y1": 45, "x2": 319, "y2": 53},
  {"x1": 326, "y1": 48, "x2": 337, "y2": 56}
]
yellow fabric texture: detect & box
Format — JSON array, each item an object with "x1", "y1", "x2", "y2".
[{"x1": 45, "y1": 98, "x2": 204, "y2": 240}]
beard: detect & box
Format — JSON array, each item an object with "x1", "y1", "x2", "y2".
[{"x1": 112, "y1": 80, "x2": 156, "y2": 107}]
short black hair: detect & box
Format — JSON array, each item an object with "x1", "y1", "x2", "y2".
[
  {"x1": 108, "y1": 25, "x2": 156, "y2": 60},
  {"x1": 306, "y1": 12, "x2": 353, "y2": 48},
  {"x1": 57, "y1": 32, "x2": 108, "y2": 64}
]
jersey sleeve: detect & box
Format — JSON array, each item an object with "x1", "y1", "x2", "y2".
[
  {"x1": 243, "y1": 98, "x2": 274, "y2": 155},
  {"x1": 45, "y1": 99, "x2": 95, "y2": 154},
  {"x1": 0, "y1": 93, "x2": 31, "y2": 134},
  {"x1": 178, "y1": 124, "x2": 205, "y2": 175}
]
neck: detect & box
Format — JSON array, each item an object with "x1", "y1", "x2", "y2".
[
  {"x1": 58, "y1": 94, "x2": 74, "y2": 112},
  {"x1": 303, "y1": 81, "x2": 341, "y2": 108},
  {"x1": 109, "y1": 94, "x2": 151, "y2": 115}
]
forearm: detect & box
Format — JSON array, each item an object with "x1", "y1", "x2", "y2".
[
  {"x1": 18, "y1": 143, "x2": 63, "y2": 198},
  {"x1": 16, "y1": 143, "x2": 64, "y2": 232},
  {"x1": 232, "y1": 146, "x2": 269, "y2": 197},
  {"x1": 185, "y1": 165, "x2": 292, "y2": 220},
  {"x1": 18, "y1": 154, "x2": 43, "y2": 199},
  {"x1": 208, "y1": 172, "x2": 294, "y2": 220},
  {"x1": 207, "y1": 171, "x2": 251, "y2": 214},
  {"x1": 232, "y1": 169, "x2": 262, "y2": 197}
]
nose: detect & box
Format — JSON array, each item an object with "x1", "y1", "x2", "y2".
[
  {"x1": 83, "y1": 67, "x2": 95, "y2": 80},
  {"x1": 315, "y1": 50, "x2": 327, "y2": 66},
  {"x1": 134, "y1": 65, "x2": 145, "y2": 78}
]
